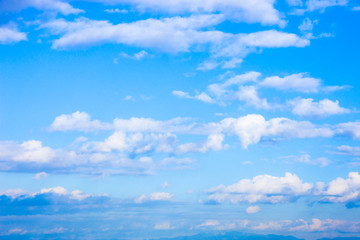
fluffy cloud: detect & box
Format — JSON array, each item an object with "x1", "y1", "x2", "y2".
[
  {"x1": 206, "y1": 172, "x2": 360, "y2": 205},
  {"x1": 0, "y1": 26, "x2": 27, "y2": 44},
  {"x1": 317, "y1": 172, "x2": 360, "y2": 203},
  {"x1": 289, "y1": 98, "x2": 350, "y2": 118},
  {"x1": 336, "y1": 121, "x2": 360, "y2": 139},
  {"x1": 207, "y1": 172, "x2": 313, "y2": 204},
  {"x1": 39, "y1": 16, "x2": 308, "y2": 65},
  {"x1": 0, "y1": 139, "x2": 157, "y2": 175},
  {"x1": 246, "y1": 205, "x2": 260, "y2": 214},
  {"x1": 135, "y1": 192, "x2": 174, "y2": 203},
  {"x1": 49, "y1": 111, "x2": 112, "y2": 132},
  {"x1": 0, "y1": 0, "x2": 83, "y2": 15},
  {"x1": 33, "y1": 171, "x2": 48, "y2": 180},
  {"x1": 174, "y1": 134, "x2": 225, "y2": 154},
  {"x1": 260, "y1": 73, "x2": 321, "y2": 93},
  {"x1": 214, "y1": 114, "x2": 333, "y2": 148},
  {"x1": 0, "y1": 140, "x2": 56, "y2": 163},
  {"x1": 87, "y1": 0, "x2": 285, "y2": 26},
  {"x1": 174, "y1": 71, "x2": 345, "y2": 110},
  {"x1": 39, "y1": 15, "x2": 224, "y2": 52},
  {"x1": 2, "y1": 111, "x2": 356, "y2": 175}
]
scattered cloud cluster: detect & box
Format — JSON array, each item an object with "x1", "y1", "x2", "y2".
[
  {"x1": 36, "y1": 15, "x2": 309, "y2": 68},
  {"x1": 3, "y1": 111, "x2": 360, "y2": 175},
  {"x1": 173, "y1": 71, "x2": 349, "y2": 117},
  {"x1": 207, "y1": 172, "x2": 360, "y2": 205}
]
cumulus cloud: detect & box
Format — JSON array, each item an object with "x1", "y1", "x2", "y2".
[
  {"x1": 0, "y1": 26, "x2": 27, "y2": 44},
  {"x1": 174, "y1": 71, "x2": 345, "y2": 110},
  {"x1": 213, "y1": 114, "x2": 333, "y2": 148},
  {"x1": 88, "y1": 0, "x2": 286, "y2": 26},
  {"x1": 207, "y1": 172, "x2": 313, "y2": 204},
  {"x1": 174, "y1": 134, "x2": 225, "y2": 154},
  {"x1": 3, "y1": 111, "x2": 356, "y2": 174},
  {"x1": 135, "y1": 192, "x2": 174, "y2": 203},
  {"x1": 33, "y1": 171, "x2": 48, "y2": 179},
  {"x1": 0, "y1": 0, "x2": 83, "y2": 15},
  {"x1": 39, "y1": 16, "x2": 307, "y2": 66},
  {"x1": 260, "y1": 73, "x2": 321, "y2": 93},
  {"x1": 206, "y1": 172, "x2": 360, "y2": 206},
  {"x1": 336, "y1": 121, "x2": 360, "y2": 139},
  {"x1": 289, "y1": 98, "x2": 350, "y2": 118},
  {"x1": 316, "y1": 172, "x2": 360, "y2": 203},
  {"x1": 49, "y1": 111, "x2": 112, "y2": 132},
  {"x1": 246, "y1": 205, "x2": 260, "y2": 214},
  {"x1": 0, "y1": 140, "x2": 56, "y2": 163}
]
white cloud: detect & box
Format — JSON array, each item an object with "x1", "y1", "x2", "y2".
[
  {"x1": 206, "y1": 172, "x2": 360, "y2": 205},
  {"x1": 0, "y1": 140, "x2": 56, "y2": 163},
  {"x1": 235, "y1": 85, "x2": 270, "y2": 109},
  {"x1": 154, "y1": 221, "x2": 175, "y2": 230},
  {"x1": 0, "y1": 26, "x2": 27, "y2": 44},
  {"x1": 135, "y1": 192, "x2": 174, "y2": 203},
  {"x1": 172, "y1": 90, "x2": 215, "y2": 103},
  {"x1": 246, "y1": 205, "x2": 260, "y2": 214},
  {"x1": 260, "y1": 73, "x2": 321, "y2": 93},
  {"x1": 215, "y1": 114, "x2": 333, "y2": 148},
  {"x1": 33, "y1": 171, "x2": 48, "y2": 180},
  {"x1": 282, "y1": 154, "x2": 330, "y2": 166},
  {"x1": 120, "y1": 50, "x2": 148, "y2": 60},
  {"x1": 290, "y1": 218, "x2": 351, "y2": 232},
  {"x1": 175, "y1": 134, "x2": 225, "y2": 154},
  {"x1": 89, "y1": 0, "x2": 285, "y2": 26},
  {"x1": 196, "y1": 220, "x2": 220, "y2": 228},
  {"x1": 39, "y1": 16, "x2": 307, "y2": 66},
  {"x1": 337, "y1": 121, "x2": 360, "y2": 139},
  {"x1": 335, "y1": 145, "x2": 360, "y2": 156},
  {"x1": 207, "y1": 172, "x2": 313, "y2": 204},
  {"x1": 0, "y1": 0, "x2": 83, "y2": 15},
  {"x1": 317, "y1": 172, "x2": 360, "y2": 203},
  {"x1": 289, "y1": 98, "x2": 350, "y2": 118},
  {"x1": 1, "y1": 186, "x2": 108, "y2": 201},
  {"x1": 39, "y1": 15, "x2": 225, "y2": 52},
  {"x1": 292, "y1": 0, "x2": 348, "y2": 14},
  {"x1": 49, "y1": 111, "x2": 112, "y2": 132},
  {"x1": 298, "y1": 18, "x2": 316, "y2": 34},
  {"x1": 305, "y1": 0, "x2": 348, "y2": 12},
  {"x1": 104, "y1": 8, "x2": 128, "y2": 14}
]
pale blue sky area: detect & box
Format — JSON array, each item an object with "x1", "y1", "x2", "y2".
[{"x1": 1, "y1": 0, "x2": 360, "y2": 239}]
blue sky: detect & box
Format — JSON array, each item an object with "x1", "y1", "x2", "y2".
[{"x1": 1, "y1": 0, "x2": 360, "y2": 239}]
